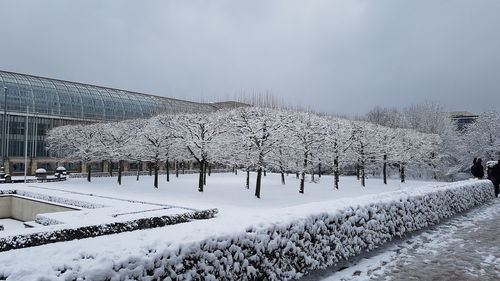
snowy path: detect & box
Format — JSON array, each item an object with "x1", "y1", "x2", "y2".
[{"x1": 302, "y1": 198, "x2": 500, "y2": 281}]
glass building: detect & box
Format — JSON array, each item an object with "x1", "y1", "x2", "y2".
[{"x1": 0, "y1": 70, "x2": 218, "y2": 174}]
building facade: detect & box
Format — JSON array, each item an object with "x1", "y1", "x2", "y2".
[
  {"x1": 449, "y1": 111, "x2": 478, "y2": 131},
  {"x1": 0, "y1": 70, "x2": 218, "y2": 175}
]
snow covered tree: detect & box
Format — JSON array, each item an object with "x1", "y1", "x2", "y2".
[
  {"x1": 350, "y1": 121, "x2": 380, "y2": 187},
  {"x1": 463, "y1": 111, "x2": 500, "y2": 162},
  {"x1": 97, "y1": 119, "x2": 142, "y2": 185},
  {"x1": 47, "y1": 123, "x2": 103, "y2": 182},
  {"x1": 175, "y1": 112, "x2": 227, "y2": 192},
  {"x1": 287, "y1": 111, "x2": 327, "y2": 193},
  {"x1": 373, "y1": 126, "x2": 398, "y2": 184},
  {"x1": 227, "y1": 107, "x2": 285, "y2": 198},
  {"x1": 135, "y1": 115, "x2": 176, "y2": 188},
  {"x1": 324, "y1": 117, "x2": 354, "y2": 189}
]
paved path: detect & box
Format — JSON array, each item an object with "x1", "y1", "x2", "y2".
[{"x1": 301, "y1": 198, "x2": 500, "y2": 281}]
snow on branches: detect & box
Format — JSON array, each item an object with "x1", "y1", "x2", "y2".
[{"x1": 46, "y1": 107, "x2": 444, "y2": 196}]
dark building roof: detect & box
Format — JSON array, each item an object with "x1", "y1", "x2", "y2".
[
  {"x1": 449, "y1": 111, "x2": 478, "y2": 131},
  {"x1": 449, "y1": 111, "x2": 479, "y2": 119}
]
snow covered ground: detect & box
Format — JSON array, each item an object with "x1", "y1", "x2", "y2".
[
  {"x1": 0, "y1": 172, "x2": 485, "y2": 280},
  {"x1": 0, "y1": 172, "x2": 434, "y2": 278},
  {"x1": 0, "y1": 219, "x2": 24, "y2": 231},
  {"x1": 38, "y1": 172, "x2": 435, "y2": 209},
  {"x1": 1, "y1": 172, "x2": 433, "y2": 239},
  {"x1": 304, "y1": 198, "x2": 500, "y2": 281}
]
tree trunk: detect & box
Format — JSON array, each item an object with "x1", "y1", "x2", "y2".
[
  {"x1": 300, "y1": 155, "x2": 307, "y2": 193},
  {"x1": 136, "y1": 161, "x2": 141, "y2": 181},
  {"x1": 182, "y1": 161, "x2": 185, "y2": 174},
  {"x1": 117, "y1": 160, "x2": 123, "y2": 185},
  {"x1": 109, "y1": 160, "x2": 113, "y2": 177},
  {"x1": 149, "y1": 162, "x2": 152, "y2": 176},
  {"x1": 154, "y1": 160, "x2": 158, "y2": 188},
  {"x1": 208, "y1": 163, "x2": 211, "y2": 176},
  {"x1": 334, "y1": 157, "x2": 339, "y2": 189},
  {"x1": 281, "y1": 172, "x2": 285, "y2": 185},
  {"x1": 166, "y1": 158, "x2": 170, "y2": 182},
  {"x1": 198, "y1": 160, "x2": 204, "y2": 192},
  {"x1": 175, "y1": 160, "x2": 179, "y2": 178},
  {"x1": 318, "y1": 162, "x2": 322, "y2": 178},
  {"x1": 246, "y1": 168, "x2": 250, "y2": 189},
  {"x1": 383, "y1": 154, "x2": 387, "y2": 184},
  {"x1": 255, "y1": 167, "x2": 262, "y2": 198},
  {"x1": 264, "y1": 169, "x2": 267, "y2": 176},
  {"x1": 356, "y1": 162, "x2": 360, "y2": 180},
  {"x1": 299, "y1": 172, "x2": 305, "y2": 194},
  {"x1": 361, "y1": 161, "x2": 365, "y2": 187},
  {"x1": 235, "y1": 168, "x2": 238, "y2": 175},
  {"x1": 400, "y1": 164, "x2": 406, "y2": 183},
  {"x1": 87, "y1": 163, "x2": 91, "y2": 182},
  {"x1": 203, "y1": 161, "x2": 207, "y2": 186},
  {"x1": 296, "y1": 172, "x2": 299, "y2": 179}
]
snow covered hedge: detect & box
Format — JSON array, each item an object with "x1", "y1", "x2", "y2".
[
  {"x1": 24, "y1": 180, "x2": 494, "y2": 281},
  {"x1": 0, "y1": 208, "x2": 218, "y2": 252}
]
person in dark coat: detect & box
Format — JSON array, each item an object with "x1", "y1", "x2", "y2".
[
  {"x1": 471, "y1": 158, "x2": 484, "y2": 179},
  {"x1": 487, "y1": 160, "x2": 499, "y2": 198}
]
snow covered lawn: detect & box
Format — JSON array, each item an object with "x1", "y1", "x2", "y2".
[
  {"x1": 57, "y1": 172, "x2": 435, "y2": 210},
  {"x1": 0, "y1": 172, "x2": 493, "y2": 280}
]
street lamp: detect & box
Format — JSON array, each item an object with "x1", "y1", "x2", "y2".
[{"x1": 1, "y1": 87, "x2": 7, "y2": 167}]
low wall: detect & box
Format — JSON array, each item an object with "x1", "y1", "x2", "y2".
[
  {"x1": 0, "y1": 195, "x2": 77, "y2": 221},
  {"x1": 0, "y1": 197, "x2": 12, "y2": 218}
]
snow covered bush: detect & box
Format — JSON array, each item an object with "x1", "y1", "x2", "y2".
[{"x1": 8, "y1": 180, "x2": 492, "y2": 280}]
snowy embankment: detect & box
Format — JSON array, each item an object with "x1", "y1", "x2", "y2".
[{"x1": 1, "y1": 178, "x2": 492, "y2": 281}]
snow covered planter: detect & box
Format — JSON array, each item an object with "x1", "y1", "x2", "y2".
[
  {"x1": 40, "y1": 180, "x2": 494, "y2": 281},
  {"x1": 0, "y1": 189, "x2": 106, "y2": 209},
  {"x1": 0, "y1": 208, "x2": 218, "y2": 252}
]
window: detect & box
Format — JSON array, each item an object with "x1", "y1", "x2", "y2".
[
  {"x1": 10, "y1": 162, "x2": 25, "y2": 172},
  {"x1": 90, "y1": 162, "x2": 102, "y2": 172},
  {"x1": 128, "y1": 162, "x2": 139, "y2": 170},
  {"x1": 37, "y1": 162, "x2": 54, "y2": 171}
]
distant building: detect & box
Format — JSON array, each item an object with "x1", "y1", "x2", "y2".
[
  {"x1": 0, "y1": 70, "x2": 236, "y2": 175},
  {"x1": 449, "y1": 111, "x2": 478, "y2": 131}
]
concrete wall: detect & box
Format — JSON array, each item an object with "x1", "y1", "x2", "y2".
[
  {"x1": 0, "y1": 196, "x2": 12, "y2": 218},
  {"x1": 0, "y1": 195, "x2": 76, "y2": 221}
]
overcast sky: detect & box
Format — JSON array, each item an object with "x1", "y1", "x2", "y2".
[{"x1": 1, "y1": 0, "x2": 499, "y2": 115}]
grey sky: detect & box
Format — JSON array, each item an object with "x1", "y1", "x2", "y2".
[{"x1": 1, "y1": 0, "x2": 499, "y2": 115}]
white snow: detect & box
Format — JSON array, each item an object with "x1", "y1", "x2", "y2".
[
  {"x1": 35, "y1": 168, "x2": 47, "y2": 174},
  {"x1": 0, "y1": 172, "x2": 494, "y2": 280},
  {"x1": 0, "y1": 219, "x2": 25, "y2": 232}
]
